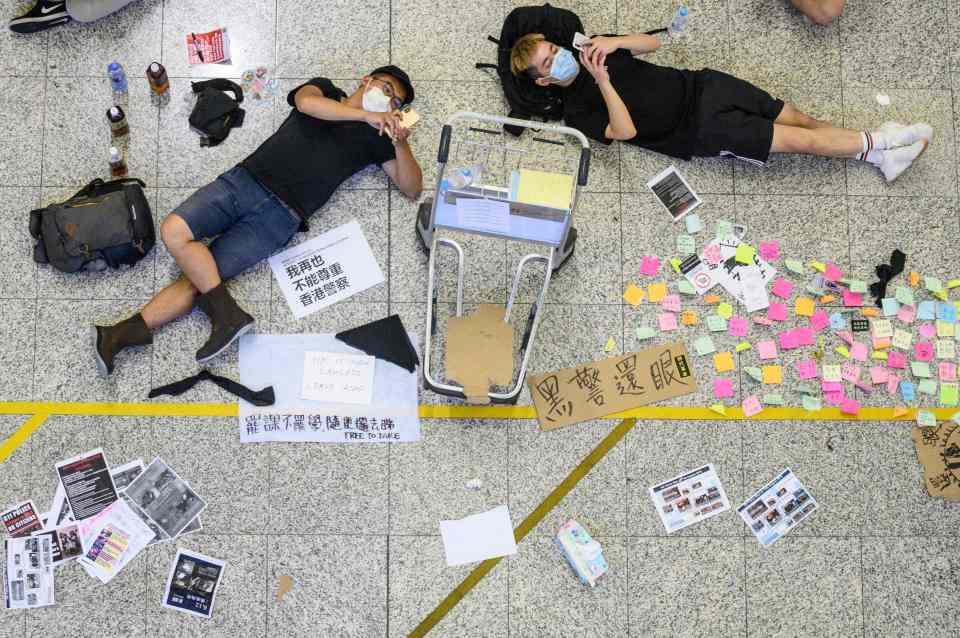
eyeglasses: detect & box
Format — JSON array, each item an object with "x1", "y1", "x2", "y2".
[{"x1": 370, "y1": 77, "x2": 403, "y2": 110}]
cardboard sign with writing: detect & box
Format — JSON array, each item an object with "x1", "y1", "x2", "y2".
[
  {"x1": 528, "y1": 342, "x2": 697, "y2": 431},
  {"x1": 446, "y1": 304, "x2": 514, "y2": 404},
  {"x1": 912, "y1": 423, "x2": 960, "y2": 501}
]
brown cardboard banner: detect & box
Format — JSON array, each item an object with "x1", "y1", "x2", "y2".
[
  {"x1": 528, "y1": 342, "x2": 698, "y2": 431},
  {"x1": 912, "y1": 423, "x2": 960, "y2": 501}
]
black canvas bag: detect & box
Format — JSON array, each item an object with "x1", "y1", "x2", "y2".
[
  {"x1": 189, "y1": 78, "x2": 245, "y2": 147},
  {"x1": 29, "y1": 177, "x2": 155, "y2": 273}
]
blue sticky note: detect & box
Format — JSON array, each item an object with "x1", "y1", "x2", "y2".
[
  {"x1": 900, "y1": 380, "x2": 916, "y2": 402},
  {"x1": 881, "y1": 298, "x2": 900, "y2": 317},
  {"x1": 830, "y1": 313, "x2": 846, "y2": 330},
  {"x1": 937, "y1": 302, "x2": 957, "y2": 324},
  {"x1": 918, "y1": 301, "x2": 936, "y2": 321}
]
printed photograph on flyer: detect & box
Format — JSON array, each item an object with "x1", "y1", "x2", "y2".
[
  {"x1": 162, "y1": 549, "x2": 225, "y2": 619},
  {"x1": 648, "y1": 464, "x2": 731, "y2": 533},
  {"x1": 737, "y1": 468, "x2": 817, "y2": 546},
  {"x1": 122, "y1": 457, "x2": 207, "y2": 539}
]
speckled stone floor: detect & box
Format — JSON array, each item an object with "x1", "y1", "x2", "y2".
[{"x1": 1, "y1": 0, "x2": 959, "y2": 636}]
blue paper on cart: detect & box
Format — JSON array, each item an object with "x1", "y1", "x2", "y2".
[
  {"x1": 555, "y1": 520, "x2": 608, "y2": 587},
  {"x1": 238, "y1": 333, "x2": 420, "y2": 443}
]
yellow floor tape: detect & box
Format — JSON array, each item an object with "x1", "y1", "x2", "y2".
[
  {"x1": 0, "y1": 413, "x2": 48, "y2": 464},
  {"x1": 408, "y1": 417, "x2": 638, "y2": 638}
]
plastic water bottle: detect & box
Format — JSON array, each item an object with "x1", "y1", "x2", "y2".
[
  {"x1": 107, "y1": 62, "x2": 128, "y2": 103},
  {"x1": 668, "y1": 6, "x2": 689, "y2": 37},
  {"x1": 440, "y1": 165, "x2": 483, "y2": 192}
]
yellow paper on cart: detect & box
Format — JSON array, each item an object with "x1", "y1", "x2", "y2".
[{"x1": 510, "y1": 169, "x2": 573, "y2": 210}]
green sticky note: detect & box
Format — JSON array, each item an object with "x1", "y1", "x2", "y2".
[
  {"x1": 735, "y1": 244, "x2": 756, "y2": 265},
  {"x1": 716, "y1": 303, "x2": 733, "y2": 320},
  {"x1": 636, "y1": 326, "x2": 656, "y2": 340},
  {"x1": 796, "y1": 383, "x2": 818, "y2": 396},
  {"x1": 847, "y1": 280, "x2": 867, "y2": 294},
  {"x1": 677, "y1": 279, "x2": 696, "y2": 295},
  {"x1": 895, "y1": 286, "x2": 915, "y2": 306},
  {"x1": 918, "y1": 379, "x2": 938, "y2": 395},
  {"x1": 706, "y1": 315, "x2": 727, "y2": 332},
  {"x1": 670, "y1": 258, "x2": 682, "y2": 274},
  {"x1": 717, "y1": 220, "x2": 734, "y2": 238},
  {"x1": 911, "y1": 361, "x2": 932, "y2": 378},
  {"x1": 763, "y1": 393, "x2": 784, "y2": 406},
  {"x1": 926, "y1": 277, "x2": 944, "y2": 293},
  {"x1": 694, "y1": 336, "x2": 716, "y2": 356},
  {"x1": 802, "y1": 395, "x2": 822, "y2": 412},
  {"x1": 835, "y1": 346, "x2": 850, "y2": 358},
  {"x1": 917, "y1": 410, "x2": 937, "y2": 426},
  {"x1": 941, "y1": 383, "x2": 959, "y2": 407},
  {"x1": 676, "y1": 234, "x2": 696, "y2": 256},
  {"x1": 735, "y1": 341, "x2": 752, "y2": 353},
  {"x1": 744, "y1": 366, "x2": 763, "y2": 382},
  {"x1": 806, "y1": 282, "x2": 824, "y2": 296},
  {"x1": 785, "y1": 259, "x2": 805, "y2": 275}
]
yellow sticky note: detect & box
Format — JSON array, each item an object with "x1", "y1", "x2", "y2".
[
  {"x1": 819, "y1": 295, "x2": 836, "y2": 305},
  {"x1": 947, "y1": 278, "x2": 960, "y2": 289},
  {"x1": 762, "y1": 365, "x2": 783, "y2": 384},
  {"x1": 794, "y1": 297, "x2": 816, "y2": 317},
  {"x1": 670, "y1": 258, "x2": 682, "y2": 274},
  {"x1": 861, "y1": 308, "x2": 879, "y2": 317},
  {"x1": 735, "y1": 341, "x2": 752, "y2": 353},
  {"x1": 714, "y1": 351, "x2": 735, "y2": 373},
  {"x1": 934, "y1": 290, "x2": 948, "y2": 301},
  {"x1": 810, "y1": 261, "x2": 826, "y2": 273},
  {"x1": 647, "y1": 282, "x2": 667, "y2": 303},
  {"x1": 604, "y1": 336, "x2": 615, "y2": 352},
  {"x1": 836, "y1": 346, "x2": 850, "y2": 358},
  {"x1": 709, "y1": 403, "x2": 727, "y2": 416},
  {"x1": 735, "y1": 244, "x2": 756, "y2": 264},
  {"x1": 909, "y1": 271, "x2": 920, "y2": 287},
  {"x1": 514, "y1": 168, "x2": 574, "y2": 210},
  {"x1": 623, "y1": 284, "x2": 645, "y2": 306},
  {"x1": 871, "y1": 350, "x2": 888, "y2": 360},
  {"x1": 704, "y1": 294, "x2": 721, "y2": 305},
  {"x1": 893, "y1": 406, "x2": 909, "y2": 418},
  {"x1": 716, "y1": 303, "x2": 733, "y2": 319},
  {"x1": 681, "y1": 310, "x2": 699, "y2": 326}
]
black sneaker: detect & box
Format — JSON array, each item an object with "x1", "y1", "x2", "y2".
[{"x1": 9, "y1": 1, "x2": 70, "y2": 34}]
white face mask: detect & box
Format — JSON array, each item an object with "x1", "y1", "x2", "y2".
[{"x1": 362, "y1": 84, "x2": 392, "y2": 113}]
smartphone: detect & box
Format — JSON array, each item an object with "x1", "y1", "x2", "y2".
[
  {"x1": 573, "y1": 32, "x2": 590, "y2": 51},
  {"x1": 399, "y1": 106, "x2": 420, "y2": 129}
]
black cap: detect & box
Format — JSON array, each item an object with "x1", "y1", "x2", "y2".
[{"x1": 370, "y1": 65, "x2": 415, "y2": 105}]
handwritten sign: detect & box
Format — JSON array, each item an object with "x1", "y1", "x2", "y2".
[
  {"x1": 527, "y1": 342, "x2": 697, "y2": 431},
  {"x1": 301, "y1": 351, "x2": 375, "y2": 405}
]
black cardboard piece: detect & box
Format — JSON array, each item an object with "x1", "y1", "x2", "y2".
[{"x1": 335, "y1": 314, "x2": 420, "y2": 373}]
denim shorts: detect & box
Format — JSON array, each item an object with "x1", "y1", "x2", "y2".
[{"x1": 172, "y1": 166, "x2": 301, "y2": 280}]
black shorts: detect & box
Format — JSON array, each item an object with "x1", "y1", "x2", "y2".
[{"x1": 691, "y1": 70, "x2": 785, "y2": 165}]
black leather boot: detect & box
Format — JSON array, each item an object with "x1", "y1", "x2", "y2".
[
  {"x1": 195, "y1": 283, "x2": 254, "y2": 362},
  {"x1": 93, "y1": 313, "x2": 152, "y2": 377}
]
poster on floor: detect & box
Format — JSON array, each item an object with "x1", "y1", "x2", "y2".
[
  {"x1": 161, "y1": 549, "x2": 225, "y2": 619},
  {"x1": 649, "y1": 464, "x2": 731, "y2": 533},
  {"x1": 30, "y1": 523, "x2": 82, "y2": 565},
  {"x1": 737, "y1": 468, "x2": 818, "y2": 546},
  {"x1": 1, "y1": 500, "x2": 43, "y2": 538},
  {"x1": 121, "y1": 458, "x2": 207, "y2": 540},
  {"x1": 77, "y1": 499, "x2": 154, "y2": 584},
  {"x1": 3, "y1": 535, "x2": 55, "y2": 609},
  {"x1": 54, "y1": 449, "x2": 119, "y2": 521}
]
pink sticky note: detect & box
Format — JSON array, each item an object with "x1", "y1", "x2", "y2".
[
  {"x1": 658, "y1": 313, "x2": 678, "y2": 331},
  {"x1": 767, "y1": 302, "x2": 788, "y2": 322},
  {"x1": 939, "y1": 362, "x2": 957, "y2": 381},
  {"x1": 810, "y1": 310, "x2": 830, "y2": 332},
  {"x1": 886, "y1": 374, "x2": 900, "y2": 394},
  {"x1": 836, "y1": 330, "x2": 854, "y2": 346},
  {"x1": 661, "y1": 294, "x2": 681, "y2": 312},
  {"x1": 771, "y1": 278, "x2": 793, "y2": 299},
  {"x1": 795, "y1": 327, "x2": 815, "y2": 346},
  {"x1": 753, "y1": 316, "x2": 774, "y2": 326},
  {"x1": 915, "y1": 342, "x2": 934, "y2": 362},
  {"x1": 797, "y1": 359, "x2": 818, "y2": 380},
  {"x1": 919, "y1": 323, "x2": 937, "y2": 339},
  {"x1": 897, "y1": 304, "x2": 916, "y2": 324},
  {"x1": 823, "y1": 263, "x2": 843, "y2": 282},
  {"x1": 822, "y1": 380, "x2": 843, "y2": 392},
  {"x1": 714, "y1": 378, "x2": 734, "y2": 399},
  {"x1": 850, "y1": 342, "x2": 868, "y2": 362},
  {"x1": 779, "y1": 330, "x2": 800, "y2": 350},
  {"x1": 640, "y1": 255, "x2": 660, "y2": 276},
  {"x1": 759, "y1": 241, "x2": 780, "y2": 261},
  {"x1": 727, "y1": 317, "x2": 748, "y2": 338},
  {"x1": 841, "y1": 362, "x2": 861, "y2": 383},
  {"x1": 870, "y1": 366, "x2": 888, "y2": 384},
  {"x1": 841, "y1": 398, "x2": 860, "y2": 415},
  {"x1": 757, "y1": 340, "x2": 778, "y2": 360},
  {"x1": 742, "y1": 395, "x2": 763, "y2": 417},
  {"x1": 855, "y1": 379, "x2": 873, "y2": 393},
  {"x1": 703, "y1": 244, "x2": 722, "y2": 265},
  {"x1": 887, "y1": 351, "x2": 907, "y2": 369},
  {"x1": 825, "y1": 390, "x2": 846, "y2": 406},
  {"x1": 842, "y1": 290, "x2": 863, "y2": 307}
]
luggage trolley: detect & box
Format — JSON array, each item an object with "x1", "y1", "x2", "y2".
[{"x1": 416, "y1": 111, "x2": 591, "y2": 404}]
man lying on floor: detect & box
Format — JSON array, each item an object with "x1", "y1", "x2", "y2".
[
  {"x1": 93, "y1": 66, "x2": 423, "y2": 376},
  {"x1": 510, "y1": 33, "x2": 931, "y2": 182}
]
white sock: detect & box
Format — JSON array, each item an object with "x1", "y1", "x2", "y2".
[
  {"x1": 855, "y1": 132, "x2": 880, "y2": 161},
  {"x1": 862, "y1": 149, "x2": 884, "y2": 166}
]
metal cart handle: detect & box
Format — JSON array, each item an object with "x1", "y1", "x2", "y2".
[
  {"x1": 577, "y1": 147, "x2": 591, "y2": 186},
  {"x1": 439, "y1": 110, "x2": 591, "y2": 148}
]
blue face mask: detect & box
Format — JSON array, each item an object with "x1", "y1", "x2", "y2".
[{"x1": 549, "y1": 48, "x2": 579, "y2": 82}]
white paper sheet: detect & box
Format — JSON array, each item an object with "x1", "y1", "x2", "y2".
[
  {"x1": 269, "y1": 220, "x2": 385, "y2": 320},
  {"x1": 648, "y1": 464, "x2": 731, "y2": 533},
  {"x1": 455, "y1": 198, "x2": 511, "y2": 235},
  {"x1": 301, "y1": 351, "x2": 375, "y2": 405},
  {"x1": 737, "y1": 468, "x2": 818, "y2": 547},
  {"x1": 3, "y1": 536, "x2": 55, "y2": 609},
  {"x1": 77, "y1": 499, "x2": 154, "y2": 584},
  {"x1": 439, "y1": 505, "x2": 518, "y2": 566}
]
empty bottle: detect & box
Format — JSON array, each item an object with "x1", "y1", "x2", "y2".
[
  {"x1": 146, "y1": 61, "x2": 170, "y2": 106},
  {"x1": 106, "y1": 105, "x2": 129, "y2": 139},
  {"x1": 440, "y1": 165, "x2": 483, "y2": 192},
  {"x1": 668, "y1": 6, "x2": 689, "y2": 37},
  {"x1": 108, "y1": 146, "x2": 128, "y2": 178},
  {"x1": 107, "y1": 62, "x2": 128, "y2": 103}
]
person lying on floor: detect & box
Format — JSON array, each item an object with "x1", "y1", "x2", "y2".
[
  {"x1": 93, "y1": 66, "x2": 423, "y2": 376},
  {"x1": 509, "y1": 33, "x2": 931, "y2": 182}
]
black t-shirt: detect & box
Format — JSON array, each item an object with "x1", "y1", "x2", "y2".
[
  {"x1": 562, "y1": 55, "x2": 700, "y2": 160},
  {"x1": 242, "y1": 78, "x2": 397, "y2": 219}
]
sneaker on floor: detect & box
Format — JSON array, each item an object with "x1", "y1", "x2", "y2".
[
  {"x1": 877, "y1": 121, "x2": 934, "y2": 148},
  {"x1": 878, "y1": 139, "x2": 928, "y2": 183},
  {"x1": 9, "y1": 1, "x2": 70, "y2": 34}
]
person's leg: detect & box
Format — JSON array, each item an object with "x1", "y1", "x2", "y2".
[
  {"x1": 141, "y1": 277, "x2": 199, "y2": 330},
  {"x1": 159, "y1": 214, "x2": 221, "y2": 294},
  {"x1": 790, "y1": 0, "x2": 845, "y2": 26},
  {"x1": 64, "y1": 0, "x2": 135, "y2": 22},
  {"x1": 774, "y1": 103, "x2": 832, "y2": 130},
  {"x1": 8, "y1": 1, "x2": 70, "y2": 34}
]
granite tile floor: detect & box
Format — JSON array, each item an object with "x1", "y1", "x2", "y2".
[{"x1": 1, "y1": 0, "x2": 959, "y2": 636}]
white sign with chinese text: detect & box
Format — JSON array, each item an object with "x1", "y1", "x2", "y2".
[
  {"x1": 301, "y1": 351, "x2": 375, "y2": 405},
  {"x1": 269, "y1": 220, "x2": 385, "y2": 319}
]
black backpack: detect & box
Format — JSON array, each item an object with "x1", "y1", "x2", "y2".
[
  {"x1": 29, "y1": 177, "x2": 155, "y2": 273},
  {"x1": 189, "y1": 78, "x2": 245, "y2": 147}
]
